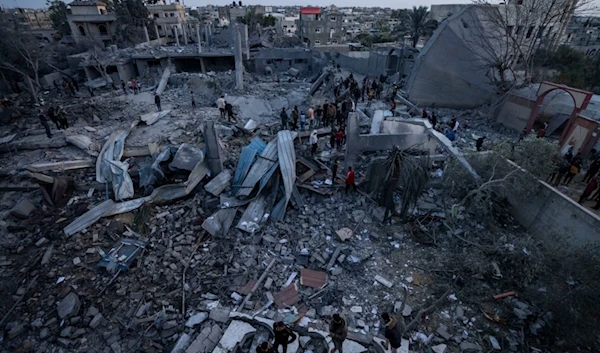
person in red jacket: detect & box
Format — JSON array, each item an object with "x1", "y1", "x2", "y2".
[
  {"x1": 345, "y1": 167, "x2": 357, "y2": 194},
  {"x1": 579, "y1": 176, "x2": 599, "y2": 204}
]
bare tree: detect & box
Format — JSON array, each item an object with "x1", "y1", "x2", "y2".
[
  {"x1": 0, "y1": 27, "x2": 49, "y2": 102},
  {"x1": 80, "y1": 40, "x2": 112, "y2": 83},
  {"x1": 464, "y1": 0, "x2": 596, "y2": 91}
]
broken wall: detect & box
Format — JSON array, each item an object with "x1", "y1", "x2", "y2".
[
  {"x1": 250, "y1": 48, "x2": 314, "y2": 74},
  {"x1": 495, "y1": 94, "x2": 536, "y2": 131},
  {"x1": 510, "y1": 180, "x2": 600, "y2": 247},
  {"x1": 344, "y1": 112, "x2": 432, "y2": 168},
  {"x1": 335, "y1": 51, "x2": 388, "y2": 77},
  {"x1": 405, "y1": 5, "x2": 497, "y2": 108}
]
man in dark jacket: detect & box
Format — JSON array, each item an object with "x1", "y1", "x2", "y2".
[
  {"x1": 380, "y1": 313, "x2": 402, "y2": 353},
  {"x1": 280, "y1": 108, "x2": 288, "y2": 130},
  {"x1": 38, "y1": 109, "x2": 52, "y2": 138},
  {"x1": 329, "y1": 314, "x2": 347, "y2": 353},
  {"x1": 273, "y1": 321, "x2": 296, "y2": 353},
  {"x1": 583, "y1": 157, "x2": 600, "y2": 183}
]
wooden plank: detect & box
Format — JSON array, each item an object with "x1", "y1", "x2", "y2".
[
  {"x1": 27, "y1": 160, "x2": 94, "y2": 173},
  {"x1": 298, "y1": 169, "x2": 315, "y2": 183}
]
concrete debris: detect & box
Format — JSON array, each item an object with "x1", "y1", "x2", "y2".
[
  {"x1": 141, "y1": 109, "x2": 171, "y2": 126},
  {"x1": 11, "y1": 199, "x2": 36, "y2": 219},
  {"x1": 57, "y1": 292, "x2": 81, "y2": 319},
  {"x1": 374, "y1": 275, "x2": 393, "y2": 288}
]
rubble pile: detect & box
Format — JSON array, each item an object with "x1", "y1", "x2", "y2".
[{"x1": 0, "y1": 59, "x2": 584, "y2": 353}]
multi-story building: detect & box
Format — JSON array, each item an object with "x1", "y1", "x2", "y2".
[
  {"x1": 67, "y1": 1, "x2": 118, "y2": 46},
  {"x1": 281, "y1": 16, "x2": 299, "y2": 36},
  {"x1": 563, "y1": 16, "x2": 600, "y2": 58},
  {"x1": 146, "y1": 2, "x2": 190, "y2": 42},
  {"x1": 296, "y1": 7, "x2": 345, "y2": 47}
]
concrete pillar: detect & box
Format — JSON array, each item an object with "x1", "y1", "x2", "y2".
[
  {"x1": 234, "y1": 25, "x2": 244, "y2": 90},
  {"x1": 182, "y1": 25, "x2": 188, "y2": 45},
  {"x1": 174, "y1": 26, "x2": 180, "y2": 46},
  {"x1": 144, "y1": 25, "x2": 150, "y2": 43},
  {"x1": 204, "y1": 25, "x2": 209, "y2": 44},
  {"x1": 154, "y1": 23, "x2": 160, "y2": 40},
  {"x1": 196, "y1": 24, "x2": 202, "y2": 53},
  {"x1": 200, "y1": 57, "x2": 206, "y2": 74},
  {"x1": 243, "y1": 24, "x2": 250, "y2": 60}
]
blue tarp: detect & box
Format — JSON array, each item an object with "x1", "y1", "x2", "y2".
[{"x1": 232, "y1": 137, "x2": 267, "y2": 192}]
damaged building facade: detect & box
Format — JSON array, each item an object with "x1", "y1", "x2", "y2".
[{"x1": 67, "y1": 0, "x2": 118, "y2": 46}]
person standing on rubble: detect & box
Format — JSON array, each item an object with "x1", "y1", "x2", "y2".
[
  {"x1": 330, "y1": 127, "x2": 337, "y2": 149},
  {"x1": 380, "y1": 313, "x2": 402, "y2": 353},
  {"x1": 315, "y1": 105, "x2": 323, "y2": 128},
  {"x1": 578, "y1": 176, "x2": 599, "y2": 204},
  {"x1": 329, "y1": 313, "x2": 348, "y2": 353},
  {"x1": 155, "y1": 93, "x2": 161, "y2": 111},
  {"x1": 310, "y1": 130, "x2": 319, "y2": 156},
  {"x1": 131, "y1": 78, "x2": 138, "y2": 94},
  {"x1": 280, "y1": 107, "x2": 289, "y2": 130},
  {"x1": 292, "y1": 106, "x2": 299, "y2": 130},
  {"x1": 299, "y1": 110, "x2": 307, "y2": 131},
  {"x1": 225, "y1": 101, "x2": 236, "y2": 122},
  {"x1": 345, "y1": 166, "x2": 356, "y2": 194},
  {"x1": 563, "y1": 159, "x2": 582, "y2": 185},
  {"x1": 273, "y1": 321, "x2": 297, "y2": 353},
  {"x1": 583, "y1": 157, "x2": 600, "y2": 183},
  {"x1": 332, "y1": 159, "x2": 340, "y2": 184},
  {"x1": 217, "y1": 95, "x2": 226, "y2": 119},
  {"x1": 37, "y1": 108, "x2": 53, "y2": 138},
  {"x1": 328, "y1": 103, "x2": 337, "y2": 128},
  {"x1": 191, "y1": 91, "x2": 196, "y2": 108},
  {"x1": 47, "y1": 106, "x2": 60, "y2": 129},
  {"x1": 308, "y1": 106, "x2": 315, "y2": 129},
  {"x1": 323, "y1": 100, "x2": 330, "y2": 127},
  {"x1": 121, "y1": 81, "x2": 128, "y2": 95},
  {"x1": 430, "y1": 112, "x2": 437, "y2": 128},
  {"x1": 336, "y1": 128, "x2": 345, "y2": 149},
  {"x1": 56, "y1": 106, "x2": 69, "y2": 129}
]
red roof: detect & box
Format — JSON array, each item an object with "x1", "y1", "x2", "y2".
[{"x1": 301, "y1": 7, "x2": 321, "y2": 15}]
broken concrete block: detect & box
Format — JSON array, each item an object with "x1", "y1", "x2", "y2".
[
  {"x1": 460, "y1": 341, "x2": 483, "y2": 352},
  {"x1": 319, "y1": 305, "x2": 334, "y2": 317},
  {"x1": 299, "y1": 336, "x2": 311, "y2": 348},
  {"x1": 350, "y1": 306, "x2": 363, "y2": 313},
  {"x1": 171, "y1": 333, "x2": 191, "y2": 353},
  {"x1": 488, "y1": 336, "x2": 501, "y2": 350},
  {"x1": 57, "y1": 292, "x2": 81, "y2": 319},
  {"x1": 336, "y1": 228, "x2": 353, "y2": 241},
  {"x1": 436, "y1": 325, "x2": 453, "y2": 340},
  {"x1": 264, "y1": 277, "x2": 273, "y2": 289},
  {"x1": 11, "y1": 199, "x2": 35, "y2": 219},
  {"x1": 300, "y1": 268, "x2": 328, "y2": 288},
  {"x1": 73, "y1": 257, "x2": 81, "y2": 266},
  {"x1": 374, "y1": 275, "x2": 393, "y2": 288},
  {"x1": 185, "y1": 312, "x2": 208, "y2": 328},
  {"x1": 8, "y1": 324, "x2": 26, "y2": 339},
  {"x1": 288, "y1": 67, "x2": 300, "y2": 77},
  {"x1": 432, "y1": 344, "x2": 447, "y2": 353},
  {"x1": 35, "y1": 237, "x2": 49, "y2": 247},
  {"x1": 89, "y1": 313, "x2": 103, "y2": 329},
  {"x1": 209, "y1": 308, "x2": 230, "y2": 323}
]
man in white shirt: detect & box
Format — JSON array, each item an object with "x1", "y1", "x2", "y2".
[{"x1": 216, "y1": 95, "x2": 226, "y2": 119}]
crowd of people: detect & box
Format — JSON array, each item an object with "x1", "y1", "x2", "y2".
[
  {"x1": 548, "y1": 147, "x2": 600, "y2": 209},
  {"x1": 255, "y1": 312, "x2": 404, "y2": 353}
]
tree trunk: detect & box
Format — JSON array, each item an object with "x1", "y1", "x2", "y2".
[{"x1": 26, "y1": 75, "x2": 38, "y2": 104}]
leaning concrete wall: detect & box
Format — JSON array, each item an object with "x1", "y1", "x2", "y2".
[
  {"x1": 336, "y1": 51, "x2": 388, "y2": 77},
  {"x1": 495, "y1": 94, "x2": 535, "y2": 131},
  {"x1": 510, "y1": 180, "x2": 600, "y2": 246},
  {"x1": 405, "y1": 5, "x2": 497, "y2": 109}
]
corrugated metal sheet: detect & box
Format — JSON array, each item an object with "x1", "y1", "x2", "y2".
[
  {"x1": 148, "y1": 184, "x2": 188, "y2": 203},
  {"x1": 277, "y1": 131, "x2": 297, "y2": 202},
  {"x1": 64, "y1": 200, "x2": 115, "y2": 236},
  {"x1": 202, "y1": 208, "x2": 237, "y2": 236},
  {"x1": 233, "y1": 137, "x2": 267, "y2": 192},
  {"x1": 237, "y1": 138, "x2": 278, "y2": 197},
  {"x1": 204, "y1": 169, "x2": 232, "y2": 196}
]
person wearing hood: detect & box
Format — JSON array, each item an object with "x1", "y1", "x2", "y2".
[
  {"x1": 310, "y1": 130, "x2": 318, "y2": 156},
  {"x1": 380, "y1": 313, "x2": 402, "y2": 353}
]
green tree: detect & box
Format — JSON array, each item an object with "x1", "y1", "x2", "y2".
[
  {"x1": 393, "y1": 6, "x2": 438, "y2": 48},
  {"x1": 47, "y1": 0, "x2": 71, "y2": 35}
]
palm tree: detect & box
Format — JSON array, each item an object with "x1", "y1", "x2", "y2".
[{"x1": 394, "y1": 6, "x2": 439, "y2": 48}]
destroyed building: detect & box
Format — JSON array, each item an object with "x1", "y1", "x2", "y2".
[{"x1": 67, "y1": 0, "x2": 118, "y2": 46}]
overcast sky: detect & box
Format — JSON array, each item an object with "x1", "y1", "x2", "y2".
[{"x1": 3, "y1": 0, "x2": 600, "y2": 11}]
